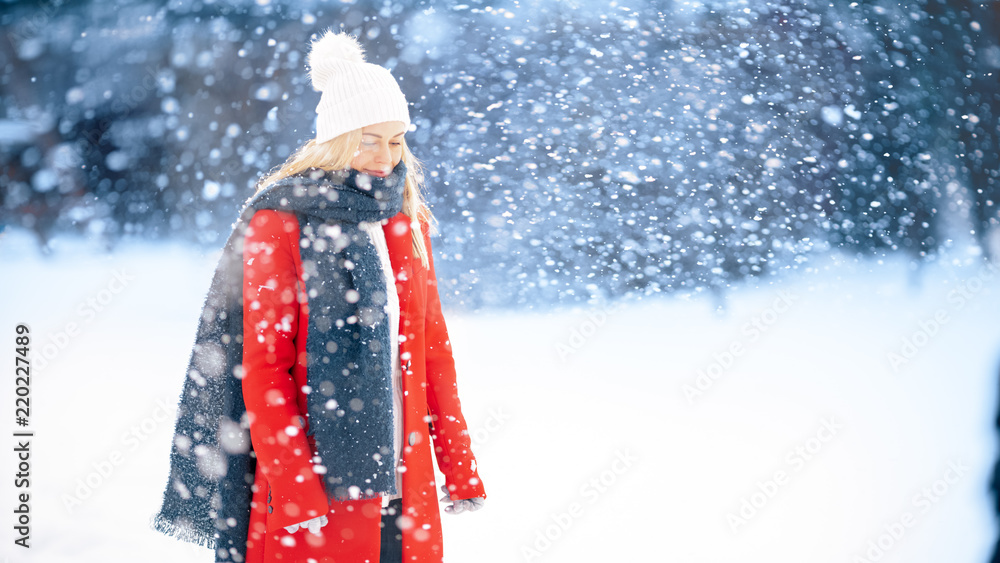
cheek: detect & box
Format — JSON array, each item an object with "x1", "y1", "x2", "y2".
[{"x1": 350, "y1": 151, "x2": 369, "y2": 170}]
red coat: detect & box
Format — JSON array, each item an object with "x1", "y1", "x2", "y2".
[{"x1": 240, "y1": 209, "x2": 486, "y2": 563}]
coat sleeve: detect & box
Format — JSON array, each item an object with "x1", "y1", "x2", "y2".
[
  {"x1": 242, "y1": 209, "x2": 330, "y2": 532},
  {"x1": 420, "y1": 222, "x2": 487, "y2": 501}
]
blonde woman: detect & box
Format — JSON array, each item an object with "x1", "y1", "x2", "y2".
[{"x1": 154, "y1": 31, "x2": 485, "y2": 563}]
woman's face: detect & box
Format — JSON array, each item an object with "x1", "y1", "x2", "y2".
[{"x1": 350, "y1": 121, "x2": 407, "y2": 178}]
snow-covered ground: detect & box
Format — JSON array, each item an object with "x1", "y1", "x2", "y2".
[{"x1": 0, "y1": 227, "x2": 997, "y2": 562}]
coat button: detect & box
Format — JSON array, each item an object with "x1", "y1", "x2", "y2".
[
  {"x1": 408, "y1": 431, "x2": 420, "y2": 446},
  {"x1": 268, "y1": 505, "x2": 273, "y2": 514}
]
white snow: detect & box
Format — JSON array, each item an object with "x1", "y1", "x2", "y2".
[{"x1": 0, "y1": 227, "x2": 996, "y2": 562}]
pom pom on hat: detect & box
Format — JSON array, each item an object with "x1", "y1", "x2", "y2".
[
  {"x1": 308, "y1": 30, "x2": 366, "y2": 91},
  {"x1": 305, "y1": 29, "x2": 411, "y2": 144}
]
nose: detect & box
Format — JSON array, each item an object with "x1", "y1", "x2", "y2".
[{"x1": 373, "y1": 143, "x2": 391, "y2": 164}]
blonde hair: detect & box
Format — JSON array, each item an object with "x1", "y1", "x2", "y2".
[{"x1": 255, "y1": 130, "x2": 436, "y2": 267}]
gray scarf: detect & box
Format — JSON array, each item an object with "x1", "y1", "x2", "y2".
[{"x1": 151, "y1": 160, "x2": 407, "y2": 562}]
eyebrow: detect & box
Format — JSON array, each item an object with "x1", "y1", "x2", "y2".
[{"x1": 362, "y1": 132, "x2": 405, "y2": 139}]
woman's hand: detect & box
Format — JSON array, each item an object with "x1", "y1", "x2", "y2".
[
  {"x1": 439, "y1": 485, "x2": 485, "y2": 514},
  {"x1": 283, "y1": 514, "x2": 329, "y2": 535}
]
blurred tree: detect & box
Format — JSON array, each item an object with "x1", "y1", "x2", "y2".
[{"x1": 1, "y1": 0, "x2": 997, "y2": 307}]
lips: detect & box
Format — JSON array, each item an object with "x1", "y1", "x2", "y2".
[{"x1": 365, "y1": 169, "x2": 389, "y2": 178}]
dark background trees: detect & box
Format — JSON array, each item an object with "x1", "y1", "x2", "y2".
[{"x1": 1, "y1": 0, "x2": 997, "y2": 308}]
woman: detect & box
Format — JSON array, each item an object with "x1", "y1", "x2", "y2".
[{"x1": 153, "y1": 31, "x2": 485, "y2": 563}]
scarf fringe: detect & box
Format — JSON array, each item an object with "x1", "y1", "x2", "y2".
[
  {"x1": 149, "y1": 512, "x2": 215, "y2": 550},
  {"x1": 330, "y1": 487, "x2": 396, "y2": 503}
]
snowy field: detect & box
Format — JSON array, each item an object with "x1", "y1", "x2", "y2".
[{"x1": 0, "y1": 227, "x2": 998, "y2": 562}]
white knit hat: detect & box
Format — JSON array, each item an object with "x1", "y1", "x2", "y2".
[{"x1": 307, "y1": 30, "x2": 410, "y2": 144}]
